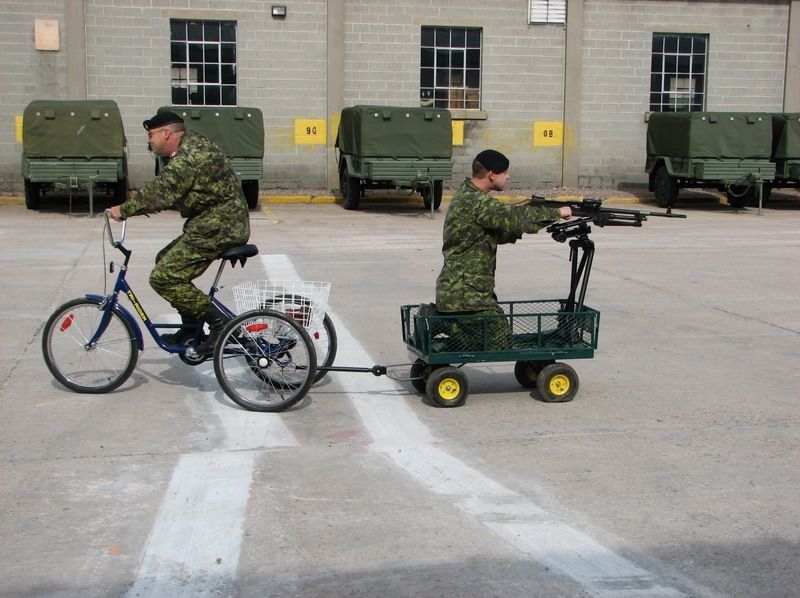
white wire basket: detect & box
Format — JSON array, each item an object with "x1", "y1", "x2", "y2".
[{"x1": 232, "y1": 280, "x2": 331, "y2": 330}]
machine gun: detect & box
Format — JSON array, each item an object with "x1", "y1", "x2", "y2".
[
  {"x1": 527, "y1": 196, "x2": 686, "y2": 312},
  {"x1": 529, "y1": 196, "x2": 686, "y2": 242}
]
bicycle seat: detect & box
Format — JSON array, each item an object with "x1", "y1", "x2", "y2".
[{"x1": 219, "y1": 244, "x2": 259, "y2": 268}]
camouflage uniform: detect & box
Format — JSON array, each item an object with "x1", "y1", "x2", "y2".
[
  {"x1": 435, "y1": 178, "x2": 560, "y2": 349},
  {"x1": 120, "y1": 130, "x2": 250, "y2": 318}
]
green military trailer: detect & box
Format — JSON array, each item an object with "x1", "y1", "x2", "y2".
[
  {"x1": 770, "y1": 113, "x2": 800, "y2": 194},
  {"x1": 336, "y1": 105, "x2": 453, "y2": 210},
  {"x1": 21, "y1": 100, "x2": 128, "y2": 210},
  {"x1": 157, "y1": 106, "x2": 264, "y2": 209},
  {"x1": 646, "y1": 112, "x2": 775, "y2": 209}
]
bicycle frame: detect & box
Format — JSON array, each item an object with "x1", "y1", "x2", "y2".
[{"x1": 89, "y1": 214, "x2": 236, "y2": 354}]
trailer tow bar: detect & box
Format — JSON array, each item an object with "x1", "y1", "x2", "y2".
[{"x1": 317, "y1": 365, "x2": 388, "y2": 377}]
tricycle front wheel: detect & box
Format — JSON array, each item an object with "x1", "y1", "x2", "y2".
[{"x1": 42, "y1": 298, "x2": 139, "y2": 393}]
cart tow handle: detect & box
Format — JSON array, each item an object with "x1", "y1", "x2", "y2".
[{"x1": 318, "y1": 365, "x2": 387, "y2": 377}]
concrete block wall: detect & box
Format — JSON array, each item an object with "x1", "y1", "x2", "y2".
[
  {"x1": 579, "y1": 0, "x2": 789, "y2": 187},
  {"x1": 85, "y1": 0, "x2": 328, "y2": 188},
  {"x1": 344, "y1": 0, "x2": 567, "y2": 188},
  {"x1": 0, "y1": 1, "x2": 792, "y2": 193},
  {"x1": 0, "y1": 0, "x2": 68, "y2": 191}
]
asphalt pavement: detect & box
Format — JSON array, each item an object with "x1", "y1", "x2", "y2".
[{"x1": 1, "y1": 189, "x2": 799, "y2": 597}]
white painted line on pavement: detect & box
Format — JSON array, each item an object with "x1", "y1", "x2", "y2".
[
  {"x1": 128, "y1": 268, "x2": 299, "y2": 597},
  {"x1": 127, "y1": 451, "x2": 254, "y2": 598},
  {"x1": 260, "y1": 253, "x2": 690, "y2": 597}
]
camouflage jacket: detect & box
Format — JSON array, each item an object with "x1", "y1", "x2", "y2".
[
  {"x1": 435, "y1": 178, "x2": 560, "y2": 312},
  {"x1": 120, "y1": 130, "x2": 249, "y2": 251}
]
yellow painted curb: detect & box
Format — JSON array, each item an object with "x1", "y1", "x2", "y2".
[
  {"x1": 262, "y1": 195, "x2": 337, "y2": 204},
  {"x1": 0, "y1": 196, "x2": 23, "y2": 205}
]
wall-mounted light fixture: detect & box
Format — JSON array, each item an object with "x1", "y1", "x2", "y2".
[{"x1": 271, "y1": 5, "x2": 287, "y2": 19}]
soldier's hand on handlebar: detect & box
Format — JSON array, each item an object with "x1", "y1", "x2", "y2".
[{"x1": 107, "y1": 205, "x2": 124, "y2": 222}]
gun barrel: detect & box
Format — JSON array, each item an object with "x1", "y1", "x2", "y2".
[{"x1": 529, "y1": 196, "x2": 686, "y2": 218}]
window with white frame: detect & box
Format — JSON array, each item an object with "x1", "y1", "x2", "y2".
[
  {"x1": 650, "y1": 33, "x2": 708, "y2": 112},
  {"x1": 170, "y1": 20, "x2": 237, "y2": 106},
  {"x1": 529, "y1": 0, "x2": 566, "y2": 24},
  {"x1": 420, "y1": 26, "x2": 482, "y2": 110}
]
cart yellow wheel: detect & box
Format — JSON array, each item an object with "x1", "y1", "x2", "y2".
[
  {"x1": 426, "y1": 366, "x2": 469, "y2": 408},
  {"x1": 536, "y1": 362, "x2": 579, "y2": 403}
]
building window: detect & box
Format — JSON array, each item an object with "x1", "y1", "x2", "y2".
[
  {"x1": 649, "y1": 33, "x2": 708, "y2": 112},
  {"x1": 170, "y1": 20, "x2": 237, "y2": 106},
  {"x1": 529, "y1": 0, "x2": 566, "y2": 24},
  {"x1": 420, "y1": 26, "x2": 482, "y2": 110}
]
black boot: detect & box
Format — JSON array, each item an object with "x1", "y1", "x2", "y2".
[
  {"x1": 196, "y1": 304, "x2": 230, "y2": 355},
  {"x1": 162, "y1": 313, "x2": 200, "y2": 345}
]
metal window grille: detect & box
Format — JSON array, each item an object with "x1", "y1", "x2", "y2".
[
  {"x1": 649, "y1": 33, "x2": 708, "y2": 112},
  {"x1": 420, "y1": 26, "x2": 482, "y2": 110},
  {"x1": 529, "y1": 0, "x2": 566, "y2": 24},
  {"x1": 170, "y1": 20, "x2": 237, "y2": 106}
]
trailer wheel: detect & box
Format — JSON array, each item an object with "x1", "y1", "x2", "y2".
[
  {"x1": 514, "y1": 360, "x2": 553, "y2": 388},
  {"x1": 536, "y1": 362, "x2": 579, "y2": 403},
  {"x1": 426, "y1": 366, "x2": 468, "y2": 408},
  {"x1": 24, "y1": 180, "x2": 41, "y2": 210},
  {"x1": 754, "y1": 183, "x2": 772, "y2": 206},
  {"x1": 242, "y1": 180, "x2": 259, "y2": 209},
  {"x1": 422, "y1": 180, "x2": 443, "y2": 210},
  {"x1": 653, "y1": 166, "x2": 677, "y2": 208},
  {"x1": 340, "y1": 167, "x2": 361, "y2": 210},
  {"x1": 726, "y1": 185, "x2": 754, "y2": 209},
  {"x1": 113, "y1": 177, "x2": 128, "y2": 203},
  {"x1": 410, "y1": 358, "x2": 442, "y2": 394}
]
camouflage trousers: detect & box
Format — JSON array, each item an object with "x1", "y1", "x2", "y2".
[
  {"x1": 446, "y1": 306, "x2": 513, "y2": 351},
  {"x1": 149, "y1": 234, "x2": 222, "y2": 318}
]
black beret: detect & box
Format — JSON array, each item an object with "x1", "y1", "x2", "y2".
[
  {"x1": 142, "y1": 111, "x2": 184, "y2": 130},
  {"x1": 475, "y1": 149, "x2": 510, "y2": 174}
]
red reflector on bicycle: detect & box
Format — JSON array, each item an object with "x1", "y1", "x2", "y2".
[
  {"x1": 244, "y1": 323, "x2": 268, "y2": 333},
  {"x1": 59, "y1": 314, "x2": 74, "y2": 332},
  {"x1": 313, "y1": 331, "x2": 320, "y2": 340}
]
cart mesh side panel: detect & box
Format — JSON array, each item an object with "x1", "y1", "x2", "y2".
[{"x1": 402, "y1": 300, "x2": 599, "y2": 363}]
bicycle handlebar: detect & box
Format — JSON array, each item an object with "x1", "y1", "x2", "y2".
[{"x1": 103, "y1": 209, "x2": 127, "y2": 248}]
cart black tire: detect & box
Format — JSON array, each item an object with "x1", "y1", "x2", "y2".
[
  {"x1": 42, "y1": 297, "x2": 139, "y2": 393},
  {"x1": 410, "y1": 358, "x2": 443, "y2": 394},
  {"x1": 426, "y1": 366, "x2": 468, "y2": 408},
  {"x1": 422, "y1": 181, "x2": 443, "y2": 211},
  {"x1": 341, "y1": 166, "x2": 361, "y2": 210},
  {"x1": 514, "y1": 360, "x2": 553, "y2": 388},
  {"x1": 536, "y1": 362, "x2": 579, "y2": 403},
  {"x1": 213, "y1": 309, "x2": 316, "y2": 412},
  {"x1": 24, "y1": 180, "x2": 41, "y2": 210},
  {"x1": 653, "y1": 166, "x2": 677, "y2": 208},
  {"x1": 726, "y1": 185, "x2": 754, "y2": 209},
  {"x1": 243, "y1": 180, "x2": 259, "y2": 209}
]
